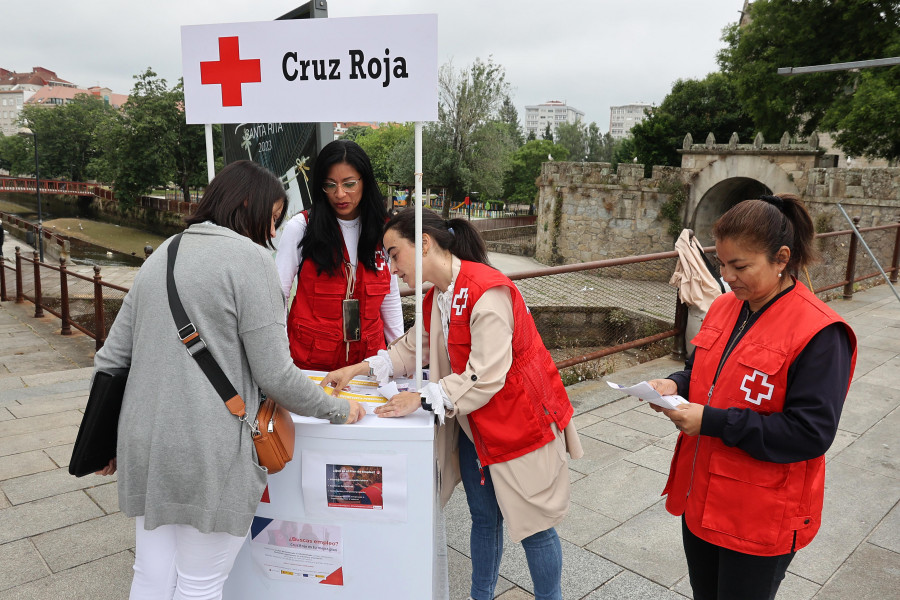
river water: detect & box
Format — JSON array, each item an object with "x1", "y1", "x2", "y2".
[{"x1": 0, "y1": 192, "x2": 148, "y2": 267}]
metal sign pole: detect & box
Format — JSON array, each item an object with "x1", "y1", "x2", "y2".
[
  {"x1": 415, "y1": 121, "x2": 423, "y2": 391},
  {"x1": 837, "y1": 203, "x2": 900, "y2": 303},
  {"x1": 205, "y1": 124, "x2": 215, "y2": 183}
]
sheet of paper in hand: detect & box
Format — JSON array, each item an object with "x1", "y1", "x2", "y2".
[{"x1": 606, "y1": 381, "x2": 688, "y2": 410}]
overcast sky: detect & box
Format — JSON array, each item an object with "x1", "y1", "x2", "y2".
[{"x1": 4, "y1": 0, "x2": 745, "y2": 131}]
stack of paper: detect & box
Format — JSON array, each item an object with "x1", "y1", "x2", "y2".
[{"x1": 606, "y1": 381, "x2": 688, "y2": 410}]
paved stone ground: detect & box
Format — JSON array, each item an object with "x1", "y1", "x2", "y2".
[{"x1": 1, "y1": 245, "x2": 898, "y2": 598}]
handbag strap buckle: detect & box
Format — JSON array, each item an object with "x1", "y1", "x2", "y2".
[{"x1": 178, "y1": 322, "x2": 208, "y2": 357}]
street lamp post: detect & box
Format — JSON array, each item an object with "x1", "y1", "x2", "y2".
[{"x1": 17, "y1": 125, "x2": 43, "y2": 262}]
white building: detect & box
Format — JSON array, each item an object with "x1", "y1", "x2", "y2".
[
  {"x1": 524, "y1": 100, "x2": 585, "y2": 139},
  {"x1": 0, "y1": 89, "x2": 28, "y2": 136},
  {"x1": 609, "y1": 103, "x2": 651, "y2": 139}
]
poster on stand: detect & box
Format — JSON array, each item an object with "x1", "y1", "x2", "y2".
[
  {"x1": 249, "y1": 518, "x2": 343, "y2": 585},
  {"x1": 302, "y1": 451, "x2": 407, "y2": 522}
]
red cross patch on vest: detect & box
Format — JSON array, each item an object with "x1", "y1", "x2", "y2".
[
  {"x1": 452, "y1": 288, "x2": 469, "y2": 316},
  {"x1": 740, "y1": 369, "x2": 775, "y2": 405}
]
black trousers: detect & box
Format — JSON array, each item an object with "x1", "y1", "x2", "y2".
[{"x1": 682, "y1": 517, "x2": 795, "y2": 600}]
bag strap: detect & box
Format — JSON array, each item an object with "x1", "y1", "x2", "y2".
[{"x1": 166, "y1": 233, "x2": 247, "y2": 419}]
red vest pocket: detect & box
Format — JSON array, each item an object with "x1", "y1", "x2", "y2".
[{"x1": 700, "y1": 450, "x2": 790, "y2": 547}]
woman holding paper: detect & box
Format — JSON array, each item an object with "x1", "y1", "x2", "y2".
[
  {"x1": 649, "y1": 194, "x2": 856, "y2": 600},
  {"x1": 275, "y1": 139, "x2": 404, "y2": 371},
  {"x1": 321, "y1": 208, "x2": 583, "y2": 600}
]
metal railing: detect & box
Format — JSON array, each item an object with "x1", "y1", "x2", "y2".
[
  {"x1": 0, "y1": 176, "x2": 197, "y2": 216},
  {"x1": 3, "y1": 221, "x2": 899, "y2": 371},
  {"x1": 1, "y1": 248, "x2": 128, "y2": 350}
]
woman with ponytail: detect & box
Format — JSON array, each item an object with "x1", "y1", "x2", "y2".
[
  {"x1": 649, "y1": 194, "x2": 857, "y2": 599},
  {"x1": 321, "y1": 208, "x2": 583, "y2": 600}
]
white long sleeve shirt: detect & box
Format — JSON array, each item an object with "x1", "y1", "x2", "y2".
[{"x1": 274, "y1": 212, "x2": 405, "y2": 344}]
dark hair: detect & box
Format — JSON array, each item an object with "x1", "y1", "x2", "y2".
[
  {"x1": 385, "y1": 208, "x2": 490, "y2": 265},
  {"x1": 712, "y1": 193, "x2": 817, "y2": 275},
  {"x1": 185, "y1": 160, "x2": 287, "y2": 249},
  {"x1": 300, "y1": 140, "x2": 387, "y2": 275}
]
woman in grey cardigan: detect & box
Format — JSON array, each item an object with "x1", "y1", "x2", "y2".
[{"x1": 94, "y1": 160, "x2": 364, "y2": 600}]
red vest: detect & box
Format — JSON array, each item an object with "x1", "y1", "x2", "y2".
[
  {"x1": 663, "y1": 282, "x2": 856, "y2": 556},
  {"x1": 424, "y1": 260, "x2": 573, "y2": 466},
  {"x1": 287, "y1": 212, "x2": 392, "y2": 371}
]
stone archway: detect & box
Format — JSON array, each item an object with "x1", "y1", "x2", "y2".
[
  {"x1": 690, "y1": 177, "x2": 772, "y2": 241},
  {"x1": 682, "y1": 153, "x2": 810, "y2": 241}
]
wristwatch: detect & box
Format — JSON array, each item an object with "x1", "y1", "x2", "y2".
[{"x1": 368, "y1": 363, "x2": 375, "y2": 378}]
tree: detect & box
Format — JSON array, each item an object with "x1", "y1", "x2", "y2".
[
  {"x1": 555, "y1": 121, "x2": 587, "y2": 161},
  {"x1": 0, "y1": 133, "x2": 31, "y2": 176},
  {"x1": 629, "y1": 72, "x2": 755, "y2": 170},
  {"x1": 354, "y1": 123, "x2": 414, "y2": 184},
  {"x1": 718, "y1": 0, "x2": 900, "y2": 144},
  {"x1": 503, "y1": 139, "x2": 569, "y2": 205},
  {"x1": 19, "y1": 94, "x2": 116, "y2": 182},
  {"x1": 525, "y1": 129, "x2": 537, "y2": 142},
  {"x1": 498, "y1": 96, "x2": 524, "y2": 147},
  {"x1": 542, "y1": 122, "x2": 553, "y2": 141},
  {"x1": 431, "y1": 57, "x2": 516, "y2": 215},
  {"x1": 823, "y1": 65, "x2": 900, "y2": 163},
  {"x1": 106, "y1": 69, "x2": 212, "y2": 203}
]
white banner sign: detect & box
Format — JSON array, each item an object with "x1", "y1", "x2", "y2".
[{"x1": 181, "y1": 14, "x2": 437, "y2": 124}]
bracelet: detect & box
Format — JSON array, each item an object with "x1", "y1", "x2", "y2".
[
  {"x1": 420, "y1": 394, "x2": 433, "y2": 412},
  {"x1": 368, "y1": 363, "x2": 375, "y2": 378}
]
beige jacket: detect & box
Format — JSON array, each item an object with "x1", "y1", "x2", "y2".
[
  {"x1": 670, "y1": 229, "x2": 722, "y2": 313},
  {"x1": 387, "y1": 257, "x2": 583, "y2": 542}
]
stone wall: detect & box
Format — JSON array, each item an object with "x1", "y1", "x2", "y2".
[
  {"x1": 535, "y1": 162, "x2": 684, "y2": 269},
  {"x1": 536, "y1": 143, "x2": 900, "y2": 293}
]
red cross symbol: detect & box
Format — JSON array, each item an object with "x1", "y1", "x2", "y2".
[
  {"x1": 739, "y1": 369, "x2": 774, "y2": 405},
  {"x1": 452, "y1": 288, "x2": 469, "y2": 316},
  {"x1": 374, "y1": 249, "x2": 387, "y2": 271},
  {"x1": 200, "y1": 36, "x2": 261, "y2": 107}
]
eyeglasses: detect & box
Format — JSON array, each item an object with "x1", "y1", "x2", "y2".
[{"x1": 322, "y1": 180, "x2": 360, "y2": 194}]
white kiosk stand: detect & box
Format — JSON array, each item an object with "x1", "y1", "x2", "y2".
[{"x1": 224, "y1": 405, "x2": 436, "y2": 599}]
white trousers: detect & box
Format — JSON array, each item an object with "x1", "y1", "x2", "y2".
[{"x1": 130, "y1": 516, "x2": 248, "y2": 600}]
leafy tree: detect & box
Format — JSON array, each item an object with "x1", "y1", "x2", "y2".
[
  {"x1": 542, "y1": 122, "x2": 553, "y2": 141},
  {"x1": 341, "y1": 125, "x2": 373, "y2": 142},
  {"x1": 503, "y1": 139, "x2": 569, "y2": 205},
  {"x1": 555, "y1": 121, "x2": 586, "y2": 161},
  {"x1": 629, "y1": 72, "x2": 755, "y2": 170},
  {"x1": 354, "y1": 123, "x2": 414, "y2": 184},
  {"x1": 19, "y1": 94, "x2": 116, "y2": 182},
  {"x1": 718, "y1": 0, "x2": 900, "y2": 143},
  {"x1": 430, "y1": 57, "x2": 517, "y2": 215},
  {"x1": 822, "y1": 64, "x2": 900, "y2": 163},
  {"x1": 0, "y1": 133, "x2": 32, "y2": 176},
  {"x1": 106, "y1": 69, "x2": 212, "y2": 204},
  {"x1": 498, "y1": 96, "x2": 524, "y2": 147},
  {"x1": 613, "y1": 136, "x2": 636, "y2": 166},
  {"x1": 525, "y1": 129, "x2": 537, "y2": 142}
]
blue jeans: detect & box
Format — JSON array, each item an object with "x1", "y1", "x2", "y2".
[{"x1": 458, "y1": 432, "x2": 563, "y2": 600}]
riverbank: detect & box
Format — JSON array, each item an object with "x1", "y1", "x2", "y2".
[{"x1": 41, "y1": 218, "x2": 169, "y2": 258}]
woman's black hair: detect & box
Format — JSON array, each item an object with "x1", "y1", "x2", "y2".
[
  {"x1": 713, "y1": 193, "x2": 818, "y2": 275},
  {"x1": 300, "y1": 139, "x2": 387, "y2": 275},
  {"x1": 185, "y1": 160, "x2": 287, "y2": 249},
  {"x1": 384, "y1": 208, "x2": 490, "y2": 266}
]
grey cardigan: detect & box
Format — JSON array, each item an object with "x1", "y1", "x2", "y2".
[{"x1": 95, "y1": 223, "x2": 350, "y2": 536}]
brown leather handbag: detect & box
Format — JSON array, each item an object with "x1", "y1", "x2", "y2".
[
  {"x1": 252, "y1": 395, "x2": 295, "y2": 474},
  {"x1": 167, "y1": 233, "x2": 295, "y2": 474}
]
